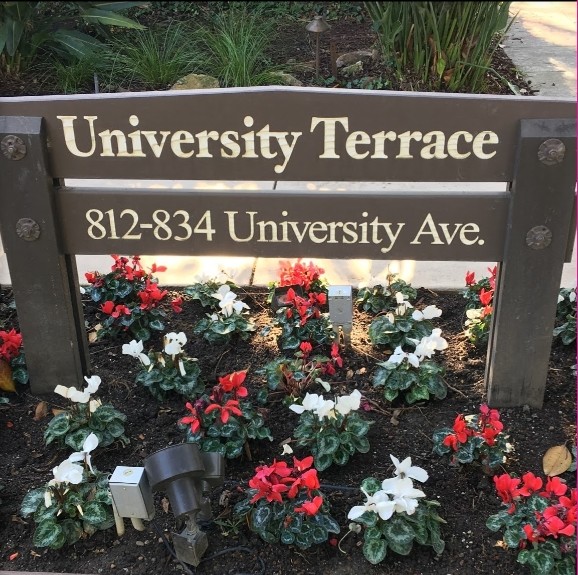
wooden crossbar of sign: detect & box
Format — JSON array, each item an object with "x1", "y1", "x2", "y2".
[{"x1": 56, "y1": 188, "x2": 509, "y2": 260}]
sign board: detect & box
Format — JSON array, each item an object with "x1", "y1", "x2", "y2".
[{"x1": 0, "y1": 87, "x2": 575, "y2": 408}]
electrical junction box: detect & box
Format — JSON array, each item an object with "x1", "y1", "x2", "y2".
[
  {"x1": 328, "y1": 285, "x2": 353, "y2": 327},
  {"x1": 109, "y1": 466, "x2": 155, "y2": 520}
]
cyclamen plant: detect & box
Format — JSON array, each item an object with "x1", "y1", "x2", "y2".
[
  {"x1": 20, "y1": 433, "x2": 114, "y2": 549},
  {"x1": 184, "y1": 279, "x2": 239, "y2": 309},
  {"x1": 368, "y1": 292, "x2": 442, "y2": 349},
  {"x1": 193, "y1": 285, "x2": 255, "y2": 345},
  {"x1": 260, "y1": 341, "x2": 343, "y2": 399},
  {"x1": 123, "y1": 332, "x2": 204, "y2": 401},
  {"x1": 0, "y1": 327, "x2": 28, "y2": 386},
  {"x1": 269, "y1": 259, "x2": 328, "y2": 297},
  {"x1": 84, "y1": 254, "x2": 182, "y2": 341},
  {"x1": 274, "y1": 288, "x2": 334, "y2": 351},
  {"x1": 487, "y1": 473, "x2": 576, "y2": 575},
  {"x1": 346, "y1": 455, "x2": 445, "y2": 564},
  {"x1": 179, "y1": 370, "x2": 272, "y2": 459},
  {"x1": 553, "y1": 288, "x2": 576, "y2": 345},
  {"x1": 233, "y1": 455, "x2": 340, "y2": 549},
  {"x1": 432, "y1": 404, "x2": 510, "y2": 473},
  {"x1": 289, "y1": 389, "x2": 372, "y2": 471},
  {"x1": 45, "y1": 376, "x2": 129, "y2": 451},
  {"x1": 372, "y1": 329, "x2": 448, "y2": 404},
  {"x1": 356, "y1": 273, "x2": 417, "y2": 315},
  {"x1": 462, "y1": 266, "x2": 497, "y2": 346}
]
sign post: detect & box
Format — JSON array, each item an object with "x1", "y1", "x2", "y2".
[{"x1": 0, "y1": 87, "x2": 575, "y2": 407}]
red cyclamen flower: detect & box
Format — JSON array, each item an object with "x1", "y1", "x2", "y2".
[
  {"x1": 493, "y1": 473, "x2": 521, "y2": 506},
  {"x1": 180, "y1": 402, "x2": 202, "y2": 434},
  {"x1": 204, "y1": 399, "x2": 242, "y2": 424},
  {"x1": 294, "y1": 495, "x2": 323, "y2": 516},
  {"x1": 218, "y1": 370, "x2": 248, "y2": 398},
  {"x1": 465, "y1": 271, "x2": 476, "y2": 285}
]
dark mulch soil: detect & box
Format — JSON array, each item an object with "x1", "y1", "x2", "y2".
[{"x1": 0, "y1": 284, "x2": 575, "y2": 575}]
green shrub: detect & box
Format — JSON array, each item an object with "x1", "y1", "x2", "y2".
[
  {"x1": 103, "y1": 22, "x2": 202, "y2": 89},
  {"x1": 197, "y1": 6, "x2": 285, "y2": 87},
  {"x1": 364, "y1": 1, "x2": 515, "y2": 92}
]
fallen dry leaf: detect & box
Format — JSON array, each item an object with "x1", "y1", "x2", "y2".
[
  {"x1": 51, "y1": 408, "x2": 65, "y2": 417},
  {"x1": 161, "y1": 497, "x2": 170, "y2": 514},
  {"x1": 543, "y1": 445, "x2": 572, "y2": 476},
  {"x1": 0, "y1": 359, "x2": 16, "y2": 393},
  {"x1": 138, "y1": 434, "x2": 145, "y2": 440},
  {"x1": 494, "y1": 540, "x2": 508, "y2": 549},
  {"x1": 33, "y1": 401, "x2": 48, "y2": 421},
  {"x1": 346, "y1": 369, "x2": 354, "y2": 380},
  {"x1": 30, "y1": 550, "x2": 41, "y2": 557},
  {"x1": 11, "y1": 515, "x2": 27, "y2": 525},
  {"x1": 355, "y1": 367, "x2": 367, "y2": 375},
  {"x1": 9, "y1": 552, "x2": 19, "y2": 560}
]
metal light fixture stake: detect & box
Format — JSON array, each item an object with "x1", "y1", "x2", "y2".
[{"x1": 306, "y1": 15, "x2": 330, "y2": 79}]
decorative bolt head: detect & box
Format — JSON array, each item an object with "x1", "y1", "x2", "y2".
[
  {"x1": 1, "y1": 135, "x2": 26, "y2": 160},
  {"x1": 538, "y1": 139, "x2": 565, "y2": 165},
  {"x1": 16, "y1": 218, "x2": 40, "y2": 241},
  {"x1": 526, "y1": 225, "x2": 552, "y2": 250}
]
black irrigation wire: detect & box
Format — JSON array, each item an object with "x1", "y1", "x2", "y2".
[{"x1": 150, "y1": 518, "x2": 265, "y2": 575}]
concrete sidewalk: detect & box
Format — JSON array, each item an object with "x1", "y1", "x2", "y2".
[{"x1": 0, "y1": 1, "x2": 575, "y2": 289}]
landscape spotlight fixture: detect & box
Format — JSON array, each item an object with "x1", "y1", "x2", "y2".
[{"x1": 306, "y1": 15, "x2": 330, "y2": 78}]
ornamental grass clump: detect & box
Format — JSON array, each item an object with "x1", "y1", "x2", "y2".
[
  {"x1": 259, "y1": 341, "x2": 343, "y2": 399},
  {"x1": 123, "y1": 332, "x2": 204, "y2": 401},
  {"x1": 178, "y1": 370, "x2": 272, "y2": 459},
  {"x1": 45, "y1": 376, "x2": 128, "y2": 451},
  {"x1": 432, "y1": 404, "x2": 510, "y2": 473},
  {"x1": 0, "y1": 327, "x2": 28, "y2": 388},
  {"x1": 346, "y1": 455, "x2": 445, "y2": 564},
  {"x1": 21, "y1": 433, "x2": 114, "y2": 549},
  {"x1": 368, "y1": 292, "x2": 442, "y2": 349},
  {"x1": 487, "y1": 473, "x2": 576, "y2": 575},
  {"x1": 84, "y1": 255, "x2": 182, "y2": 341},
  {"x1": 233, "y1": 455, "x2": 340, "y2": 549},
  {"x1": 462, "y1": 266, "x2": 497, "y2": 346},
  {"x1": 356, "y1": 273, "x2": 417, "y2": 315},
  {"x1": 553, "y1": 288, "x2": 576, "y2": 345},
  {"x1": 372, "y1": 329, "x2": 448, "y2": 404},
  {"x1": 193, "y1": 284, "x2": 255, "y2": 345},
  {"x1": 289, "y1": 388, "x2": 372, "y2": 471}
]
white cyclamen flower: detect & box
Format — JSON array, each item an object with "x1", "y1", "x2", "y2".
[
  {"x1": 335, "y1": 389, "x2": 362, "y2": 416},
  {"x1": 49, "y1": 459, "x2": 84, "y2": 486},
  {"x1": 387, "y1": 346, "x2": 420, "y2": 368},
  {"x1": 54, "y1": 375, "x2": 101, "y2": 404},
  {"x1": 67, "y1": 432, "x2": 99, "y2": 474},
  {"x1": 570, "y1": 290, "x2": 576, "y2": 302},
  {"x1": 220, "y1": 291, "x2": 249, "y2": 317},
  {"x1": 289, "y1": 393, "x2": 324, "y2": 415},
  {"x1": 281, "y1": 444, "x2": 294, "y2": 455},
  {"x1": 414, "y1": 329, "x2": 448, "y2": 361},
  {"x1": 89, "y1": 398, "x2": 102, "y2": 413},
  {"x1": 389, "y1": 455, "x2": 429, "y2": 483},
  {"x1": 412, "y1": 305, "x2": 442, "y2": 321},
  {"x1": 122, "y1": 340, "x2": 151, "y2": 366},
  {"x1": 347, "y1": 487, "x2": 395, "y2": 521},
  {"x1": 178, "y1": 358, "x2": 187, "y2": 377},
  {"x1": 315, "y1": 398, "x2": 336, "y2": 420},
  {"x1": 381, "y1": 477, "x2": 426, "y2": 515},
  {"x1": 164, "y1": 332, "x2": 187, "y2": 355},
  {"x1": 395, "y1": 292, "x2": 413, "y2": 315}
]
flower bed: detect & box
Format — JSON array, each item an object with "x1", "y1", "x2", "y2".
[{"x1": 0, "y1": 260, "x2": 575, "y2": 575}]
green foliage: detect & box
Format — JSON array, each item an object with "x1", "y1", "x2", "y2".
[
  {"x1": 432, "y1": 405, "x2": 509, "y2": 472},
  {"x1": 368, "y1": 306, "x2": 439, "y2": 349},
  {"x1": 84, "y1": 255, "x2": 178, "y2": 342},
  {"x1": 487, "y1": 476, "x2": 576, "y2": 575},
  {"x1": 0, "y1": 1, "x2": 146, "y2": 75},
  {"x1": 364, "y1": 2, "x2": 514, "y2": 92},
  {"x1": 179, "y1": 371, "x2": 272, "y2": 459},
  {"x1": 102, "y1": 22, "x2": 203, "y2": 89},
  {"x1": 293, "y1": 410, "x2": 371, "y2": 471},
  {"x1": 349, "y1": 474, "x2": 446, "y2": 564},
  {"x1": 20, "y1": 469, "x2": 114, "y2": 549},
  {"x1": 553, "y1": 288, "x2": 576, "y2": 346},
  {"x1": 196, "y1": 6, "x2": 285, "y2": 87},
  {"x1": 184, "y1": 280, "x2": 238, "y2": 310},
  {"x1": 44, "y1": 402, "x2": 129, "y2": 451},
  {"x1": 290, "y1": 390, "x2": 372, "y2": 471},
  {"x1": 373, "y1": 359, "x2": 446, "y2": 404},
  {"x1": 193, "y1": 312, "x2": 255, "y2": 346},
  {"x1": 48, "y1": 53, "x2": 101, "y2": 94},
  {"x1": 234, "y1": 457, "x2": 340, "y2": 549},
  {"x1": 135, "y1": 355, "x2": 204, "y2": 401},
  {"x1": 357, "y1": 275, "x2": 417, "y2": 314}
]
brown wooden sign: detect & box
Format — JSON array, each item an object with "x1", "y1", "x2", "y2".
[{"x1": 0, "y1": 87, "x2": 575, "y2": 410}]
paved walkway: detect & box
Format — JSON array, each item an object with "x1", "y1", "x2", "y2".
[{"x1": 0, "y1": 2, "x2": 575, "y2": 289}]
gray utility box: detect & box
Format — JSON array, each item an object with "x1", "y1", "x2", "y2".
[
  {"x1": 109, "y1": 466, "x2": 155, "y2": 520},
  {"x1": 328, "y1": 285, "x2": 353, "y2": 326}
]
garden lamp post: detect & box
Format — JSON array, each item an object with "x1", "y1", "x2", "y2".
[{"x1": 306, "y1": 15, "x2": 330, "y2": 78}]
